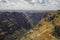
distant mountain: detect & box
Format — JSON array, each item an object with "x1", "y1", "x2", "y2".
[{"x1": 24, "y1": 12, "x2": 46, "y2": 26}]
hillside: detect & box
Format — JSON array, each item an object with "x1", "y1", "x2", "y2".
[
  {"x1": 0, "y1": 11, "x2": 60, "y2": 40},
  {"x1": 21, "y1": 11, "x2": 60, "y2": 40},
  {"x1": 0, "y1": 12, "x2": 32, "y2": 40}
]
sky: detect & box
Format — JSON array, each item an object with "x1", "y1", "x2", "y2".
[{"x1": 0, "y1": 0, "x2": 60, "y2": 10}]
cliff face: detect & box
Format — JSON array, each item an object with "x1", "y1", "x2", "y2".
[{"x1": 0, "y1": 12, "x2": 32, "y2": 40}]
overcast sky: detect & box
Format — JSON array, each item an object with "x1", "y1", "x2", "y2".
[{"x1": 0, "y1": 0, "x2": 60, "y2": 10}]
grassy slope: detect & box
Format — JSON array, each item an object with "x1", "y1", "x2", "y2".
[{"x1": 21, "y1": 11, "x2": 60, "y2": 40}]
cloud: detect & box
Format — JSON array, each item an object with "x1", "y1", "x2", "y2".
[{"x1": 0, "y1": 0, "x2": 59, "y2": 10}]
